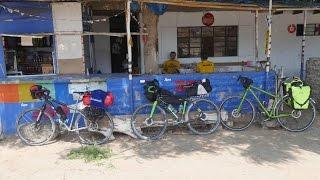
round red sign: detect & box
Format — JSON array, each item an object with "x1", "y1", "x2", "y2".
[
  {"x1": 288, "y1": 24, "x2": 296, "y2": 33},
  {"x1": 202, "y1": 12, "x2": 214, "y2": 26}
]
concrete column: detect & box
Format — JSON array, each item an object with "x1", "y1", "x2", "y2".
[
  {"x1": 52, "y1": 2, "x2": 85, "y2": 74},
  {"x1": 143, "y1": 7, "x2": 159, "y2": 74}
]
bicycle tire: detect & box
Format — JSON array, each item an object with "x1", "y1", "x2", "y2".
[
  {"x1": 186, "y1": 98, "x2": 221, "y2": 135},
  {"x1": 219, "y1": 96, "x2": 255, "y2": 131},
  {"x1": 16, "y1": 108, "x2": 56, "y2": 146},
  {"x1": 131, "y1": 103, "x2": 168, "y2": 141},
  {"x1": 75, "y1": 111, "x2": 114, "y2": 145},
  {"x1": 276, "y1": 96, "x2": 316, "y2": 132},
  {"x1": 0, "y1": 118, "x2": 3, "y2": 140}
]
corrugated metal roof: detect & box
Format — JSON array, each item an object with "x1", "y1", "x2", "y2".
[{"x1": 197, "y1": 0, "x2": 320, "y2": 7}]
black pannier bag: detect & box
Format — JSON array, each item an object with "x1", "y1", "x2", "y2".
[
  {"x1": 82, "y1": 106, "x2": 105, "y2": 122},
  {"x1": 185, "y1": 79, "x2": 212, "y2": 96},
  {"x1": 144, "y1": 79, "x2": 183, "y2": 104}
]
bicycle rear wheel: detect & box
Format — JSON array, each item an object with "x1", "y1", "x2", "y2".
[
  {"x1": 131, "y1": 103, "x2": 168, "y2": 141},
  {"x1": 276, "y1": 96, "x2": 316, "y2": 132},
  {"x1": 186, "y1": 99, "x2": 220, "y2": 135},
  {"x1": 16, "y1": 108, "x2": 56, "y2": 146},
  {"x1": 75, "y1": 110, "x2": 114, "y2": 145},
  {"x1": 219, "y1": 96, "x2": 255, "y2": 131}
]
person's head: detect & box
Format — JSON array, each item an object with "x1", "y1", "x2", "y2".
[
  {"x1": 201, "y1": 54, "x2": 208, "y2": 61},
  {"x1": 169, "y1": 51, "x2": 176, "y2": 60}
]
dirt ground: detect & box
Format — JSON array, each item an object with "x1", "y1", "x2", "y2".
[{"x1": 1, "y1": 120, "x2": 320, "y2": 180}]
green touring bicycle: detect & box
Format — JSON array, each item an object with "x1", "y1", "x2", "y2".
[
  {"x1": 219, "y1": 76, "x2": 316, "y2": 132},
  {"x1": 131, "y1": 79, "x2": 220, "y2": 140}
]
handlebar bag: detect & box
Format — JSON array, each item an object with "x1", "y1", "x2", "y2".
[{"x1": 144, "y1": 80, "x2": 160, "y2": 102}]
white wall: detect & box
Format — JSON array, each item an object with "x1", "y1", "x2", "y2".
[
  {"x1": 92, "y1": 17, "x2": 111, "y2": 73},
  {"x1": 258, "y1": 11, "x2": 320, "y2": 76},
  {"x1": 158, "y1": 11, "x2": 320, "y2": 76}
]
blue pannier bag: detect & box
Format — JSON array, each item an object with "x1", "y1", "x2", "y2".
[{"x1": 90, "y1": 90, "x2": 108, "y2": 108}]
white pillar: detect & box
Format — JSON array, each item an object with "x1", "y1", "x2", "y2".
[
  {"x1": 126, "y1": 0, "x2": 132, "y2": 80},
  {"x1": 300, "y1": 10, "x2": 307, "y2": 79},
  {"x1": 52, "y1": 2, "x2": 85, "y2": 74},
  {"x1": 255, "y1": 10, "x2": 259, "y2": 62},
  {"x1": 266, "y1": 0, "x2": 272, "y2": 72},
  {"x1": 139, "y1": 10, "x2": 145, "y2": 74}
]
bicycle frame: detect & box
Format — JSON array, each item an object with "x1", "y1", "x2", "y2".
[
  {"x1": 238, "y1": 85, "x2": 291, "y2": 119},
  {"x1": 149, "y1": 98, "x2": 189, "y2": 121},
  {"x1": 38, "y1": 95, "x2": 88, "y2": 132}
]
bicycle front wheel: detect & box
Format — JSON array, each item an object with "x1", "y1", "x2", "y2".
[
  {"x1": 16, "y1": 108, "x2": 56, "y2": 146},
  {"x1": 0, "y1": 118, "x2": 3, "y2": 139},
  {"x1": 219, "y1": 96, "x2": 255, "y2": 131},
  {"x1": 131, "y1": 103, "x2": 168, "y2": 141},
  {"x1": 186, "y1": 99, "x2": 220, "y2": 135},
  {"x1": 75, "y1": 110, "x2": 114, "y2": 145},
  {"x1": 276, "y1": 96, "x2": 316, "y2": 132}
]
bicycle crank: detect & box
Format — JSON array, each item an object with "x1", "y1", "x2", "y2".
[
  {"x1": 144, "y1": 117, "x2": 154, "y2": 126},
  {"x1": 231, "y1": 109, "x2": 241, "y2": 118}
]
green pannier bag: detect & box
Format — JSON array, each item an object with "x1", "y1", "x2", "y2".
[
  {"x1": 282, "y1": 78, "x2": 311, "y2": 110},
  {"x1": 289, "y1": 85, "x2": 311, "y2": 110}
]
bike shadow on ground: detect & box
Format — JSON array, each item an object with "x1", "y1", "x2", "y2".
[
  {"x1": 114, "y1": 117, "x2": 320, "y2": 165},
  {"x1": 0, "y1": 131, "x2": 82, "y2": 150},
  {"x1": 1, "y1": 118, "x2": 320, "y2": 165}
]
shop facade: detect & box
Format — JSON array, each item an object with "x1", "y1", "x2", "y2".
[
  {"x1": 0, "y1": 0, "x2": 319, "y2": 135},
  {"x1": 158, "y1": 11, "x2": 320, "y2": 76}
]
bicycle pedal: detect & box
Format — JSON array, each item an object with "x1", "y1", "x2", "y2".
[{"x1": 263, "y1": 118, "x2": 270, "y2": 122}]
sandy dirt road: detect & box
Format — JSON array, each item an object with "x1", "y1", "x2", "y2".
[{"x1": 1, "y1": 121, "x2": 320, "y2": 180}]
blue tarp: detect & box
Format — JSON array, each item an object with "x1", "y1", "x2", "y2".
[
  {"x1": 131, "y1": 1, "x2": 168, "y2": 15},
  {"x1": 0, "y1": 2, "x2": 53, "y2": 34}
]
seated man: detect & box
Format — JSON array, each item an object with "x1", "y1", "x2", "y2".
[
  {"x1": 163, "y1": 51, "x2": 181, "y2": 74},
  {"x1": 196, "y1": 54, "x2": 215, "y2": 73}
]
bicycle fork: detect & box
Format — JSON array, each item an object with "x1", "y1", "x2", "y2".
[{"x1": 34, "y1": 104, "x2": 47, "y2": 129}]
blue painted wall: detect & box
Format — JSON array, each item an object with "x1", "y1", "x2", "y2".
[{"x1": 0, "y1": 71, "x2": 275, "y2": 135}]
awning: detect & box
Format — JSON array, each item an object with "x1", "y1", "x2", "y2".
[{"x1": 0, "y1": 2, "x2": 53, "y2": 34}]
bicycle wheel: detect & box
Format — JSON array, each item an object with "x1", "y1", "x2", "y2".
[
  {"x1": 0, "y1": 118, "x2": 3, "y2": 139},
  {"x1": 186, "y1": 99, "x2": 220, "y2": 135},
  {"x1": 131, "y1": 103, "x2": 168, "y2": 140},
  {"x1": 16, "y1": 108, "x2": 56, "y2": 146},
  {"x1": 276, "y1": 96, "x2": 316, "y2": 132},
  {"x1": 75, "y1": 111, "x2": 114, "y2": 145},
  {"x1": 219, "y1": 96, "x2": 255, "y2": 131}
]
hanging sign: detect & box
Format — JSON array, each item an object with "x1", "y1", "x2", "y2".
[
  {"x1": 288, "y1": 24, "x2": 296, "y2": 33},
  {"x1": 202, "y1": 12, "x2": 214, "y2": 26}
]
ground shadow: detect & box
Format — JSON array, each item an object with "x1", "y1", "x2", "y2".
[
  {"x1": 114, "y1": 118, "x2": 320, "y2": 165},
  {"x1": 1, "y1": 117, "x2": 320, "y2": 165}
]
